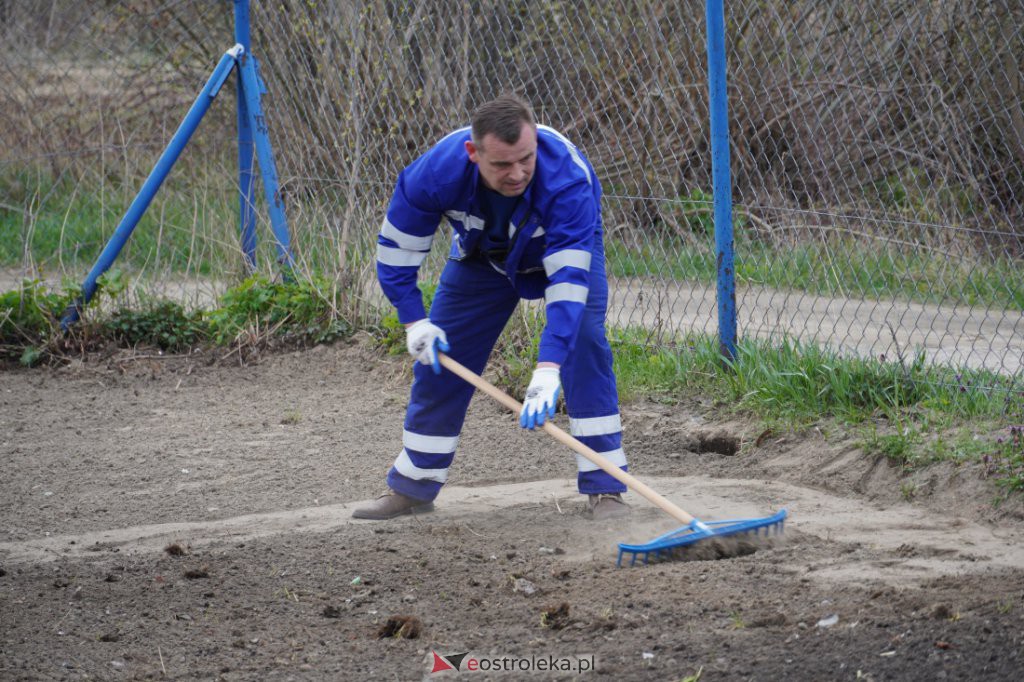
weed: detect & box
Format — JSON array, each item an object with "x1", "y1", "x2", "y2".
[
  {"x1": 899, "y1": 481, "x2": 917, "y2": 501},
  {"x1": 206, "y1": 274, "x2": 352, "y2": 348},
  {"x1": 280, "y1": 410, "x2": 302, "y2": 425},
  {"x1": 862, "y1": 422, "x2": 923, "y2": 468},
  {"x1": 983, "y1": 425, "x2": 1024, "y2": 492},
  {"x1": 104, "y1": 300, "x2": 204, "y2": 352},
  {"x1": 0, "y1": 279, "x2": 75, "y2": 364}
]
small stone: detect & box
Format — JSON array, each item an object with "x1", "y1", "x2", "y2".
[
  {"x1": 816, "y1": 614, "x2": 839, "y2": 629},
  {"x1": 512, "y1": 578, "x2": 537, "y2": 596}
]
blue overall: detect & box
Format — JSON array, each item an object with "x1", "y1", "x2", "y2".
[{"x1": 376, "y1": 125, "x2": 628, "y2": 502}]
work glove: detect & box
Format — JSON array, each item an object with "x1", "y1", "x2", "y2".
[
  {"x1": 519, "y1": 367, "x2": 561, "y2": 429},
  {"x1": 405, "y1": 319, "x2": 449, "y2": 374}
]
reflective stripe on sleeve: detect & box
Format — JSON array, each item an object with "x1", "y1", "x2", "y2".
[
  {"x1": 377, "y1": 244, "x2": 428, "y2": 267},
  {"x1": 544, "y1": 282, "x2": 588, "y2": 305},
  {"x1": 381, "y1": 218, "x2": 434, "y2": 251},
  {"x1": 543, "y1": 249, "x2": 592, "y2": 277}
]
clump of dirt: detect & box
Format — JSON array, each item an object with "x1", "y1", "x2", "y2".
[
  {"x1": 164, "y1": 543, "x2": 188, "y2": 556},
  {"x1": 376, "y1": 615, "x2": 423, "y2": 639},
  {"x1": 183, "y1": 567, "x2": 209, "y2": 580},
  {"x1": 540, "y1": 602, "x2": 572, "y2": 630},
  {"x1": 695, "y1": 431, "x2": 741, "y2": 456},
  {"x1": 674, "y1": 535, "x2": 766, "y2": 561}
]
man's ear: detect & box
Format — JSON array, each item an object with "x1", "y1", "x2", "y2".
[{"x1": 465, "y1": 139, "x2": 479, "y2": 164}]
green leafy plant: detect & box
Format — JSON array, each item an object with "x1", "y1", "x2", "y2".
[
  {"x1": 0, "y1": 279, "x2": 73, "y2": 364},
  {"x1": 103, "y1": 300, "x2": 205, "y2": 352},
  {"x1": 206, "y1": 274, "x2": 352, "y2": 347}
]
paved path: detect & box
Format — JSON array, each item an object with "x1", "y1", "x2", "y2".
[{"x1": 609, "y1": 278, "x2": 1024, "y2": 376}]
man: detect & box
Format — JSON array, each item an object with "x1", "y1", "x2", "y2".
[{"x1": 353, "y1": 94, "x2": 630, "y2": 521}]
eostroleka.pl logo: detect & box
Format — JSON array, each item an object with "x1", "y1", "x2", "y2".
[{"x1": 429, "y1": 651, "x2": 595, "y2": 675}]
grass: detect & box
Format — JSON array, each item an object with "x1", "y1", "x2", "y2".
[
  {"x1": 597, "y1": 327, "x2": 1023, "y2": 480},
  {"x1": 0, "y1": 164, "x2": 238, "y2": 276}
]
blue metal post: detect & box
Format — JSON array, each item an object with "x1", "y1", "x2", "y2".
[
  {"x1": 235, "y1": 0, "x2": 258, "y2": 270},
  {"x1": 705, "y1": 0, "x2": 737, "y2": 360},
  {"x1": 61, "y1": 46, "x2": 243, "y2": 330},
  {"x1": 238, "y1": 50, "x2": 295, "y2": 270}
]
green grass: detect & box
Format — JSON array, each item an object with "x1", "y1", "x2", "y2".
[
  {"x1": 602, "y1": 327, "x2": 1023, "y2": 475},
  {"x1": 1, "y1": 166, "x2": 237, "y2": 275}
]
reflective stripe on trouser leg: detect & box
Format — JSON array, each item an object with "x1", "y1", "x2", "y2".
[
  {"x1": 560, "y1": 234, "x2": 628, "y2": 495},
  {"x1": 387, "y1": 258, "x2": 519, "y2": 502}
]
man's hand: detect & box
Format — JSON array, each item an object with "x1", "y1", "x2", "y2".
[
  {"x1": 405, "y1": 319, "x2": 449, "y2": 374},
  {"x1": 520, "y1": 366, "x2": 561, "y2": 429}
]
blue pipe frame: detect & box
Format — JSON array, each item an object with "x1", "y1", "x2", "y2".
[{"x1": 61, "y1": 0, "x2": 292, "y2": 330}]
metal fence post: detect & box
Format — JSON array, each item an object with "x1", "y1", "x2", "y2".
[
  {"x1": 235, "y1": 0, "x2": 258, "y2": 271},
  {"x1": 705, "y1": 0, "x2": 737, "y2": 361}
]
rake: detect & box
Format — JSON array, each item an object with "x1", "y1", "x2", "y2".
[{"x1": 439, "y1": 354, "x2": 787, "y2": 566}]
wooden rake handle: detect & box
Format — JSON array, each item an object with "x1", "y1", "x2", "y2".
[{"x1": 438, "y1": 353, "x2": 696, "y2": 526}]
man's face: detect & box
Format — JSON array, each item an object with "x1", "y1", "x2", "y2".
[{"x1": 465, "y1": 122, "x2": 537, "y2": 197}]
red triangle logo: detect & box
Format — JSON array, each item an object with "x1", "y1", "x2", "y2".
[{"x1": 430, "y1": 651, "x2": 455, "y2": 673}]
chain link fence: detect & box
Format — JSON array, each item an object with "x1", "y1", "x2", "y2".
[{"x1": 1, "y1": 1, "x2": 1022, "y2": 390}]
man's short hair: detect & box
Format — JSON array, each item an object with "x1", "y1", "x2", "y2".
[{"x1": 471, "y1": 94, "x2": 536, "y2": 148}]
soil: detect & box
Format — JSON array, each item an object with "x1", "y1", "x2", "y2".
[{"x1": 2, "y1": 335, "x2": 1023, "y2": 681}]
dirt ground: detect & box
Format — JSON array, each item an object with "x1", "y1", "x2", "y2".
[{"x1": 2, "y1": 336, "x2": 1024, "y2": 681}]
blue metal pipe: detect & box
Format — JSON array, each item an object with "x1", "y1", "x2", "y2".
[
  {"x1": 61, "y1": 46, "x2": 243, "y2": 330},
  {"x1": 705, "y1": 0, "x2": 737, "y2": 360},
  {"x1": 238, "y1": 53, "x2": 294, "y2": 271},
  {"x1": 235, "y1": 0, "x2": 257, "y2": 270}
]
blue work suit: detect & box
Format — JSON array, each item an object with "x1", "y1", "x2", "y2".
[{"x1": 376, "y1": 125, "x2": 628, "y2": 501}]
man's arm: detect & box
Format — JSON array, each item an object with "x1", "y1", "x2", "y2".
[
  {"x1": 376, "y1": 163, "x2": 443, "y2": 324},
  {"x1": 536, "y1": 187, "x2": 598, "y2": 367},
  {"x1": 520, "y1": 184, "x2": 598, "y2": 429}
]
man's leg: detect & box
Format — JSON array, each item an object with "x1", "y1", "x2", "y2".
[
  {"x1": 354, "y1": 258, "x2": 518, "y2": 519},
  {"x1": 560, "y1": 238, "x2": 630, "y2": 517}
]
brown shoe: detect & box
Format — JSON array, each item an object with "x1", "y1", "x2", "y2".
[
  {"x1": 588, "y1": 493, "x2": 631, "y2": 520},
  {"x1": 352, "y1": 490, "x2": 435, "y2": 520}
]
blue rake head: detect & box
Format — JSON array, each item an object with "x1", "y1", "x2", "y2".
[{"x1": 617, "y1": 509, "x2": 788, "y2": 567}]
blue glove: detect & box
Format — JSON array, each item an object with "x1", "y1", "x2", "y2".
[
  {"x1": 405, "y1": 319, "x2": 450, "y2": 374},
  {"x1": 520, "y1": 367, "x2": 561, "y2": 429}
]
